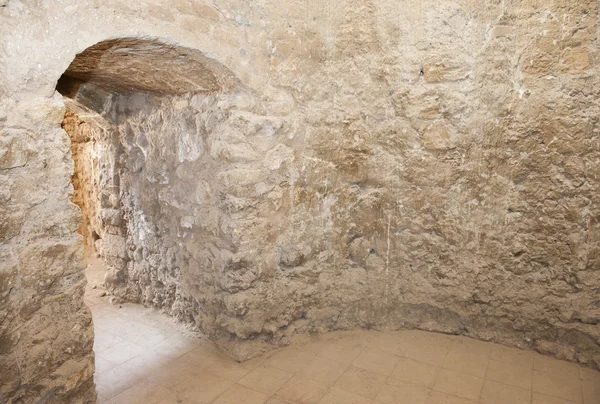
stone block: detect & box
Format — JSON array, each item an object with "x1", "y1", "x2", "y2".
[{"x1": 102, "y1": 234, "x2": 127, "y2": 259}]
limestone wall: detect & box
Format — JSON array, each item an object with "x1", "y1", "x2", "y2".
[{"x1": 1, "y1": 0, "x2": 599, "y2": 402}]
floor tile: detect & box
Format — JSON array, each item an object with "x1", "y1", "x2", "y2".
[
  {"x1": 390, "y1": 357, "x2": 440, "y2": 388},
  {"x1": 353, "y1": 347, "x2": 401, "y2": 376},
  {"x1": 212, "y1": 384, "x2": 268, "y2": 404},
  {"x1": 532, "y1": 392, "x2": 581, "y2": 404},
  {"x1": 403, "y1": 340, "x2": 450, "y2": 367},
  {"x1": 239, "y1": 366, "x2": 294, "y2": 395},
  {"x1": 94, "y1": 331, "x2": 125, "y2": 353},
  {"x1": 183, "y1": 346, "x2": 250, "y2": 382},
  {"x1": 368, "y1": 333, "x2": 407, "y2": 357},
  {"x1": 156, "y1": 395, "x2": 197, "y2": 404},
  {"x1": 317, "y1": 338, "x2": 368, "y2": 364},
  {"x1": 433, "y1": 369, "x2": 484, "y2": 402},
  {"x1": 580, "y1": 367, "x2": 600, "y2": 383},
  {"x1": 582, "y1": 371, "x2": 600, "y2": 404},
  {"x1": 480, "y1": 380, "x2": 531, "y2": 404},
  {"x1": 275, "y1": 375, "x2": 329, "y2": 404},
  {"x1": 334, "y1": 366, "x2": 387, "y2": 399},
  {"x1": 107, "y1": 380, "x2": 170, "y2": 404},
  {"x1": 265, "y1": 398, "x2": 295, "y2": 404},
  {"x1": 375, "y1": 380, "x2": 430, "y2": 404},
  {"x1": 297, "y1": 355, "x2": 349, "y2": 385},
  {"x1": 265, "y1": 347, "x2": 315, "y2": 373},
  {"x1": 450, "y1": 337, "x2": 493, "y2": 359},
  {"x1": 534, "y1": 355, "x2": 581, "y2": 379},
  {"x1": 425, "y1": 391, "x2": 477, "y2": 404},
  {"x1": 95, "y1": 356, "x2": 114, "y2": 376},
  {"x1": 97, "y1": 340, "x2": 146, "y2": 366},
  {"x1": 490, "y1": 345, "x2": 534, "y2": 368},
  {"x1": 532, "y1": 370, "x2": 583, "y2": 403},
  {"x1": 319, "y1": 386, "x2": 375, "y2": 404},
  {"x1": 402, "y1": 331, "x2": 456, "y2": 349},
  {"x1": 144, "y1": 359, "x2": 199, "y2": 392},
  {"x1": 177, "y1": 371, "x2": 234, "y2": 403},
  {"x1": 152, "y1": 334, "x2": 199, "y2": 359},
  {"x1": 241, "y1": 354, "x2": 268, "y2": 371},
  {"x1": 442, "y1": 350, "x2": 488, "y2": 378},
  {"x1": 95, "y1": 366, "x2": 139, "y2": 399},
  {"x1": 486, "y1": 359, "x2": 532, "y2": 390}
]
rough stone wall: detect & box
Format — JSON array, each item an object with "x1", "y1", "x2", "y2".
[
  {"x1": 1, "y1": 0, "x2": 600, "y2": 401},
  {"x1": 0, "y1": 92, "x2": 96, "y2": 402},
  {"x1": 63, "y1": 110, "x2": 103, "y2": 254}
]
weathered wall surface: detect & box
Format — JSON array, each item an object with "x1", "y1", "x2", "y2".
[
  {"x1": 1, "y1": 0, "x2": 599, "y2": 401},
  {"x1": 64, "y1": 109, "x2": 104, "y2": 254}
]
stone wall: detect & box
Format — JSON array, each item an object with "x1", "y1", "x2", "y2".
[{"x1": 1, "y1": 0, "x2": 599, "y2": 402}]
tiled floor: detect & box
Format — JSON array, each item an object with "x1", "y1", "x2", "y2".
[{"x1": 84, "y1": 259, "x2": 600, "y2": 404}]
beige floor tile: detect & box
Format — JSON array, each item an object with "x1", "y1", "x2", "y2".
[
  {"x1": 580, "y1": 367, "x2": 600, "y2": 404},
  {"x1": 145, "y1": 359, "x2": 199, "y2": 392},
  {"x1": 368, "y1": 333, "x2": 407, "y2": 357},
  {"x1": 425, "y1": 391, "x2": 477, "y2": 404},
  {"x1": 118, "y1": 350, "x2": 173, "y2": 383},
  {"x1": 317, "y1": 338, "x2": 368, "y2": 364},
  {"x1": 319, "y1": 386, "x2": 375, "y2": 404},
  {"x1": 534, "y1": 355, "x2": 581, "y2": 379},
  {"x1": 353, "y1": 347, "x2": 401, "y2": 376},
  {"x1": 265, "y1": 347, "x2": 315, "y2": 373},
  {"x1": 402, "y1": 331, "x2": 456, "y2": 349},
  {"x1": 490, "y1": 345, "x2": 534, "y2": 368},
  {"x1": 275, "y1": 375, "x2": 329, "y2": 404},
  {"x1": 390, "y1": 357, "x2": 440, "y2": 388},
  {"x1": 582, "y1": 378, "x2": 600, "y2": 404},
  {"x1": 375, "y1": 380, "x2": 430, "y2": 404},
  {"x1": 433, "y1": 369, "x2": 484, "y2": 402},
  {"x1": 486, "y1": 359, "x2": 532, "y2": 390},
  {"x1": 335, "y1": 366, "x2": 387, "y2": 399},
  {"x1": 241, "y1": 354, "x2": 268, "y2": 371},
  {"x1": 450, "y1": 337, "x2": 493, "y2": 359},
  {"x1": 97, "y1": 394, "x2": 111, "y2": 404},
  {"x1": 480, "y1": 380, "x2": 531, "y2": 404},
  {"x1": 183, "y1": 346, "x2": 250, "y2": 382},
  {"x1": 95, "y1": 367, "x2": 140, "y2": 399},
  {"x1": 107, "y1": 380, "x2": 170, "y2": 404},
  {"x1": 153, "y1": 334, "x2": 199, "y2": 359},
  {"x1": 265, "y1": 398, "x2": 295, "y2": 404},
  {"x1": 156, "y1": 392, "x2": 208, "y2": 404},
  {"x1": 403, "y1": 340, "x2": 450, "y2": 367},
  {"x1": 212, "y1": 384, "x2": 268, "y2": 404},
  {"x1": 94, "y1": 331, "x2": 126, "y2": 353},
  {"x1": 294, "y1": 334, "x2": 329, "y2": 355},
  {"x1": 532, "y1": 392, "x2": 581, "y2": 404},
  {"x1": 580, "y1": 367, "x2": 600, "y2": 383},
  {"x1": 95, "y1": 356, "x2": 115, "y2": 376},
  {"x1": 297, "y1": 355, "x2": 349, "y2": 385},
  {"x1": 93, "y1": 314, "x2": 130, "y2": 332},
  {"x1": 579, "y1": 366, "x2": 600, "y2": 384},
  {"x1": 97, "y1": 340, "x2": 147, "y2": 366},
  {"x1": 442, "y1": 350, "x2": 489, "y2": 378},
  {"x1": 239, "y1": 366, "x2": 294, "y2": 395},
  {"x1": 533, "y1": 370, "x2": 583, "y2": 403},
  {"x1": 177, "y1": 371, "x2": 234, "y2": 404}
]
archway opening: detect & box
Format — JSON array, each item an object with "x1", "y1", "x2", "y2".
[{"x1": 57, "y1": 37, "x2": 243, "y2": 400}]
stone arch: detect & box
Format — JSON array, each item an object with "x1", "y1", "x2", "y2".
[{"x1": 56, "y1": 37, "x2": 243, "y2": 96}]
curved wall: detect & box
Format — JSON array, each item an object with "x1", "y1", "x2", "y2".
[{"x1": 1, "y1": 0, "x2": 599, "y2": 402}]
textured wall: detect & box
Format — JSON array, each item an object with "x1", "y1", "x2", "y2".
[{"x1": 1, "y1": 0, "x2": 599, "y2": 402}]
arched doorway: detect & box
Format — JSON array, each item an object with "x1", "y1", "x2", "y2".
[{"x1": 57, "y1": 37, "x2": 246, "y2": 400}]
